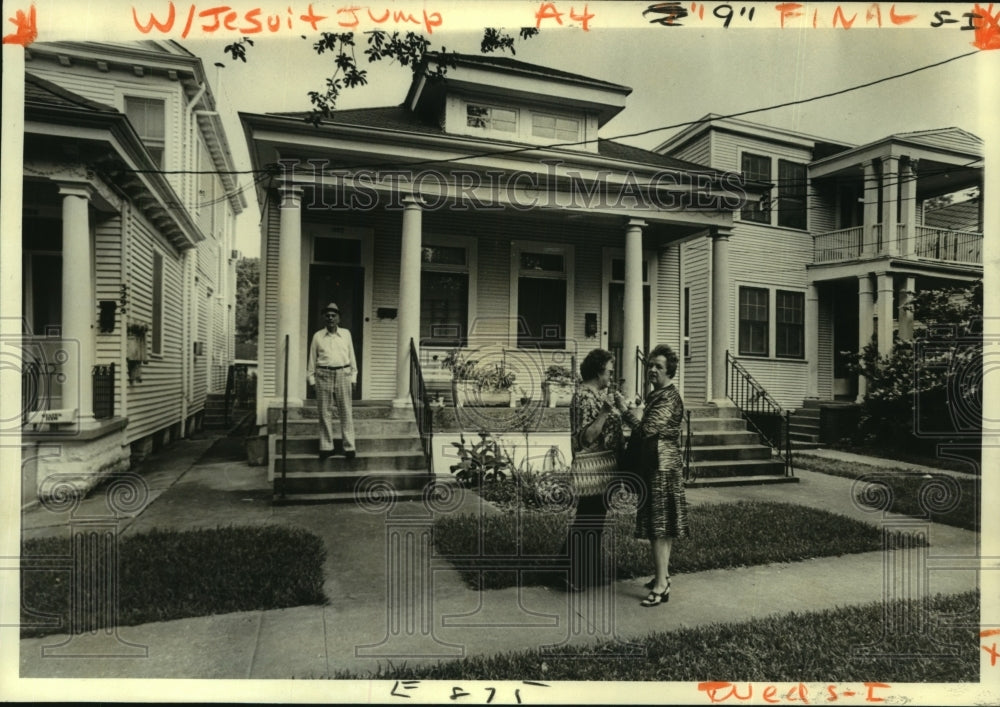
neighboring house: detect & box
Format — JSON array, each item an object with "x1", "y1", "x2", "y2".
[
  {"x1": 656, "y1": 117, "x2": 984, "y2": 410},
  {"x1": 241, "y1": 53, "x2": 758, "y2": 420},
  {"x1": 20, "y1": 40, "x2": 246, "y2": 501}
]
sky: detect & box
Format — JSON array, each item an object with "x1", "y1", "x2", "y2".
[{"x1": 178, "y1": 13, "x2": 994, "y2": 258}]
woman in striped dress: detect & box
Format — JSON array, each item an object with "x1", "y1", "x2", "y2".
[{"x1": 617, "y1": 344, "x2": 689, "y2": 608}]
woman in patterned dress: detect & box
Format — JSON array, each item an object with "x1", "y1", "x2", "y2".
[
  {"x1": 561, "y1": 348, "x2": 623, "y2": 591},
  {"x1": 617, "y1": 344, "x2": 689, "y2": 607}
]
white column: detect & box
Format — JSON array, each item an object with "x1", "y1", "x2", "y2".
[
  {"x1": 881, "y1": 156, "x2": 899, "y2": 256},
  {"x1": 395, "y1": 196, "x2": 423, "y2": 406},
  {"x1": 59, "y1": 184, "x2": 96, "y2": 422},
  {"x1": 805, "y1": 283, "x2": 819, "y2": 399},
  {"x1": 897, "y1": 276, "x2": 916, "y2": 341},
  {"x1": 277, "y1": 185, "x2": 303, "y2": 405},
  {"x1": 899, "y1": 158, "x2": 917, "y2": 256},
  {"x1": 876, "y1": 272, "x2": 895, "y2": 357},
  {"x1": 857, "y1": 274, "x2": 875, "y2": 402},
  {"x1": 710, "y1": 226, "x2": 732, "y2": 403},
  {"x1": 622, "y1": 219, "x2": 645, "y2": 398},
  {"x1": 862, "y1": 161, "x2": 879, "y2": 255}
]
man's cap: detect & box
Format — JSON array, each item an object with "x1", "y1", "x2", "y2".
[{"x1": 324, "y1": 303, "x2": 340, "y2": 313}]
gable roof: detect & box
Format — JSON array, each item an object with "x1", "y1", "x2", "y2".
[
  {"x1": 24, "y1": 72, "x2": 118, "y2": 113},
  {"x1": 889, "y1": 127, "x2": 982, "y2": 156},
  {"x1": 424, "y1": 52, "x2": 631, "y2": 93},
  {"x1": 266, "y1": 105, "x2": 719, "y2": 173}
]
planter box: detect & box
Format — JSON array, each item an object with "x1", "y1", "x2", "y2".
[
  {"x1": 126, "y1": 334, "x2": 148, "y2": 363},
  {"x1": 452, "y1": 380, "x2": 515, "y2": 408},
  {"x1": 543, "y1": 381, "x2": 575, "y2": 408}
]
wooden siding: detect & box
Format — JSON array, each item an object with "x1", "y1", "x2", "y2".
[
  {"x1": 668, "y1": 133, "x2": 712, "y2": 168},
  {"x1": 369, "y1": 212, "x2": 402, "y2": 400},
  {"x1": 125, "y1": 211, "x2": 185, "y2": 441},
  {"x1": 94, "y1": 214, "x2": 123, "y2": 416},
  {"x1": 193, "y1": 279, "x2": 208, "y2": 407},
  {"x1": 681, "y1": 237, "x2": 709, "y2": 404},
  {"x1": 262, "y1": 202, "x2": 280, "y2": 396},
  {"x1": 817, "y1": 294, "x2": 834, "y2": 400},
  {"x1": 711, "y1": 131, "x2": 814, "y2": 172},
  {"x1": 656, "y1": 244, "x2": 681, "y2": 353},
  {"x1": 734, "y1": 357, "x2": 808, "y2": 410}
]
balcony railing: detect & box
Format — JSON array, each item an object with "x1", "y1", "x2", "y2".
[{"x1": 813, "y1": 223, "x2": 982, "y2": 266}]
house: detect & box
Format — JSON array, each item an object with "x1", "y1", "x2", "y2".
[
  {"x1": 241, "y1": 53, "x2": 781, "y2": 499},
  {"x1": 19, "y1": 40, "x2": 246, "y2": 502},
  {"x1": 655, "y1": 116, "x2": 983, "y2": 438}
]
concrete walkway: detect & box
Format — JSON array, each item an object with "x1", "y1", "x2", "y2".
[{"x1": 19, "y1": 435, "x2": 979, "y2": 679}]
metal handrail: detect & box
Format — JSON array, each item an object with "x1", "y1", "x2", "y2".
[
  {"x1": 725, "y1": 351, "x2": 792, "y2": 476},
  {"x1": 409, "y1": 338, "x2": 433, "y2": 473},
  {"x1": 279, "y1": 334, "x2": 289, "y2": 501}
]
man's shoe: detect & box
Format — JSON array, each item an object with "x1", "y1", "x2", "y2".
[
  {"x1": 344, "y1": 450, "x2": 356, "y2": 460},
  {"x1": 318, "y1": 450, "x2": 333, "y2": 461}
]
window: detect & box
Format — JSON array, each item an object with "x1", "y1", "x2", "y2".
[
  {"x1": 152, "y1": 252, "x2": 163, "y2": 355},
  {"x1": 124, "y1": 96, "x2": 166, "y2": 168},
  {"x1": 738, "y1": 286, "x2": 769, "y2": 356},
  {"x1": 515, "y1": 245, "x2": 570, "y2": 349},
  {"x1": 466, "y1": 103, "x2": 516, "y2": 133},
  {"x1": 532, "y1": 113, "x2": 580, "y2": 142},
  {"x1": 740, "y1": 153, "x2": 771, "y2": 223},
  {"x1": 778, "y1": 160, "x2": 807, "y2": 229},
  {"x1": 775, "y1": 290, "x2": 805, "y2": 358},
  {"x1": 421, "y1": 243, "x2": 470, "y2": 346}
]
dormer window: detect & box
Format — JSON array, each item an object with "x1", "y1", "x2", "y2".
[
  {"x1": 531, "y1": 113, "x2": 580, "y2": 142},
  {"x1": 466, "y1": 103, "x2": 516, "y2": 133}
]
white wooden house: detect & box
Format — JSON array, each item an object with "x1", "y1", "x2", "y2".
[{"x1": 19, "y1": 40, "x2": 246, "y2": 501}]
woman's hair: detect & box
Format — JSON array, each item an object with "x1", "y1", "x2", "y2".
[
  {"x1": 579, "y1": 348, "x2": 615, "y2": 381},
  {"x1": 647, "y1": 344, "x2": 679, "y2": 378}
]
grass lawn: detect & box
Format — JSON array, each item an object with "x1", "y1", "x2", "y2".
[
  {"x1": 433, "y1": 500, "x2": 899, "y2": 590},
  {"x1": 20, "y1": 525, "x2": 327, "y2": 639},
  {"x1": 826, "y1": 441, "x2": 979, "y2": 474},
  {"x1": 331, "y1": 590, "x2": 978, "y2": 682},
  {"x1": 793, "y1": 454, "x2": 980, "y2": 532}
]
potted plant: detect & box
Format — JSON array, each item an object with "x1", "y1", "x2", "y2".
[{"x1": 542, "y1": 364, "x2": 576, "y2": 407}]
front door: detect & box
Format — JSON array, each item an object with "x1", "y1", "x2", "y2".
[
  {"x1": 307, "y1": 264, "x2": 364, "y2": 400},
  {"x1": 832, "y1": 280, "x2": 859, "y2": 400}
]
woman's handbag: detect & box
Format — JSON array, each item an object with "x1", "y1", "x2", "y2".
[{"x1": 570, "y1": 449, "x2": 619, "y2": 497}]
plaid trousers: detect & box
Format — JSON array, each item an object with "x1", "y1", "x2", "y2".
[{"x1": 315, "y1": 368, "x2": 355, "y2": 452}]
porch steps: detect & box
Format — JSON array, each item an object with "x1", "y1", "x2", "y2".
[
  {"x1": 267, "y1": 401, "x2": 431, "y2": 504},
  {"x1": 683, "y1": 404, "x2": 798, "y2": 487},
  {"x1": 787, "y1": 400, "x2": 822, "y2": 447},
  {"x1": 202, "y1": 393, "x2": 229, "y2": 431}
]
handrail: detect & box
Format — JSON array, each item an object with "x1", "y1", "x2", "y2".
[
  {"x1": 683, "y1": 409, "x2": 694, "y2": 482},
  {"x1": 725, "y1": 351, "x2": 792, "y2": 476},
  {"x1": 279, "y1": 334, "x2": 289, "y2": 501},
  {"x1": 634, "y1": 346, "x2": 646, "y2": 401},
  {"x1": 409, "y1": 338, "x2": 433, "y2": 473}
]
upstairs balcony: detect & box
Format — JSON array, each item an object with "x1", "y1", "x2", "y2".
[{"x1": 813, "y1": 223, "x2": 983, "y2": 266}]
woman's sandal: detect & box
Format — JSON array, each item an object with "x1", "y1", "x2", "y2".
[{"x1": 640, "y1": 578, "x2": 671, "y2": 607}]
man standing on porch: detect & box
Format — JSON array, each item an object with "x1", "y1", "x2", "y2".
[{"x1": 306, "y1": 303, "x2": 358, "y2": 461}]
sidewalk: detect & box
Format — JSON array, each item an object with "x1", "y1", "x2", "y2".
[{"x1": 19, "y1": 435, "x2": 979, "y2": 679}]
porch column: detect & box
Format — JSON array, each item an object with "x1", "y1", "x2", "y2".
[
  {"x1": 622, "y1": 219, "x2": 645, "y2": 398},
  {"x1": 857, "y1": 274, "x2": 875, "y2": 402},
  {"x1": 805, "y1": 284, "x2": 819, "y2": 398},
  {"x1": 899, "y1": 158, "x2": 917, "y2": 257},
  {"x1": 395, "y1": 196, "x2": 423, "y2": 406},
  {"x1": 881, "y1": 156, "x2": 899, "y2": 256},
  {"x1": 862, "y1": 161, "x2": 879, "y2": 256},
  {"x1": 897, "y1": 276, "x2": 916, "y2": 341},
  {"x1": 876, "y1": 272, "x2": 895, "y2": 357},
  {"x1": 277, "y1": 185, "x2": 304, "y2": 405},
  {"x1": 59, "y1": 184, "x2": 96, "y2": 423},
  {"x1": 710, "y1": 226, "x2": 732, "y2": 403}
]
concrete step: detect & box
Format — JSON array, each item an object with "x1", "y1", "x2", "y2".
[
  {"x1": 688, "y1": 444, "x2": 773, "y2": 462},
  {"x1": 686, "y1": 474, "x2": 800, "y2": 488},
  {"x1": 687, "y1": 430, "x2": 762, "y2": 446},
  {"x1": 689, "y1": 459, "x2": 787, "y2": 478},
  {"x1": 267, "y1": 404, "x2": 412, "y2": 424},
  {"x1": 685, "y1": 405, "x2": 742, "y2": 419},
  {"x1": 790, "y1": 440, "x2": 822, "y2": 450},
  {"x1": 789, "y1": 431, "x2": 821, "y2": 443},
  {"x1": 272, "y1": 489, "x2": 428, "y2": 505},
  {"x1": 273, "y1": 418, "x2": 419, "y2": 436},
  {"x1": 273, "y1": 451, "x2": 428, "y2": 474},
  {"x1": 276, "y1": 435, "x2": 423, "y2": 455},
  {"x1": 790, "y1": 408, "x2": 821, "y2": 420},
  {"x1": 686, "y1": 417, "x2": 751, "y2": 432},
  {"x1": 272, "y1": 469, "x2": 432, "y2": 495}
]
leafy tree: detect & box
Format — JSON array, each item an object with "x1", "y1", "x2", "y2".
[
  {"x1": 224, "y1": 28, "x2": 538, "y2": 125},
  {"x1": 235, "y1": 257, "x2": 258, "y2": 347},
  {"x1": 845, "y1": 281, "x2": 982, "y2": 453}
]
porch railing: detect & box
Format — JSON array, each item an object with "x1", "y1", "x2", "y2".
[
  {"x1": 409, "y1": 338, "x2": 433, "y2": 473},
  {"x1": 814, "y1": 223, "x2": 982, "y2": 266},
  {"x1": 92, "y1": 364, "x2": 114, "y2": 420},
  {"x1": 724, "y1": 351, "x2": 792, "y2": 477},
  {"x1": 223, "y1": 363, "x2": 253, "y2": 427}
]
